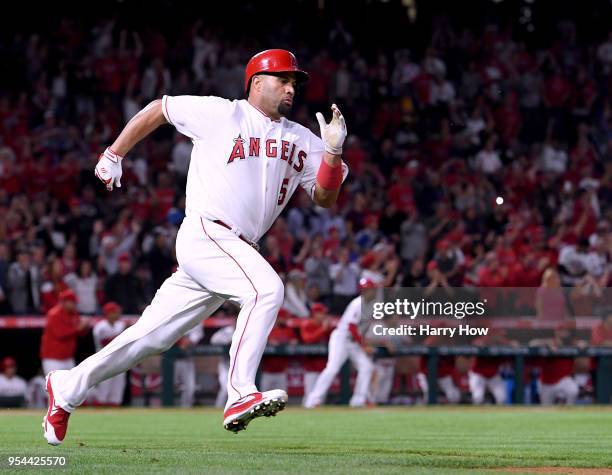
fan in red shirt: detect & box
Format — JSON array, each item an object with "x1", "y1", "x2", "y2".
[
  {"x1": 387, "y1": 173, "x2": 414, "y2": 212},
  {"x1": 260, "y1": 310, "x2": 298, "y2": 393},
  {"x1": 469, "y1": 328, "x2": 513, "y2": 404},
  {"x1": 299, "y1": 303, "x2": 332, "y2": 405},
  {"x1": 40, "y1": 289, "x2": 89, "y2": 376}
]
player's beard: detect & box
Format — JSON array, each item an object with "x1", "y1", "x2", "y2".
[{"x1": 277, "y1": 101, "x2": 292, "y2": 117}]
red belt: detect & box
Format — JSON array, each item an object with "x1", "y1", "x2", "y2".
[{"x1": 213, "y1": 220, "x2": 259, "y2": 249}]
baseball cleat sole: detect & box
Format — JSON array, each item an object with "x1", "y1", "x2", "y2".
[{"x1": 223, "y1": 391, "x2": 287, "y2": 433}]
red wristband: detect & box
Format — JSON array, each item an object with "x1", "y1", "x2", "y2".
[{"x1": 316, "y1": 159, "x2": 343, "y2": 190}]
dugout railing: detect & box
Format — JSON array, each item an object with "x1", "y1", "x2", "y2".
[{"x1": 160, "y1": 345, "x2": 612, "y2": 406}]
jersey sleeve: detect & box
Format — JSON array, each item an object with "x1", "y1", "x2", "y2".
[
  {"x1": 299, "y1": 129, "x2": 349, "y2": 199},
  {"x1": 340, "y1": 297, "x2": 362, "y2": 327},
  {"x1": 348, "y1": 323, "x2": 363, "y2": 344},
  {"x1": 162, "y1": 95, "x2": 233, "y2": 141},
  {"x1": 339, "y1": 298, "x2": 364, "y2": 343}
]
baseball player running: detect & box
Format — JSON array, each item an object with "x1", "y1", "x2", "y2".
[
  {"x1": 304, "y1": 278, "x2": 377, "y2": 408},
  {"x1": 43, "y1": 49, "x2": 348, "y2": 445}
]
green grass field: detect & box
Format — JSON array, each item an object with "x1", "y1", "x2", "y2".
[{"x1": 0, "y1": 407, "x2": 611, "y2": 474}]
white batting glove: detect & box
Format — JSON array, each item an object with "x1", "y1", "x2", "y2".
[
  {"x1": 316, "y1": 103, "x2": 347, "y2": 155},
  {"x1": 95, "y1": 148, "x2": 123, "y2": 191}
]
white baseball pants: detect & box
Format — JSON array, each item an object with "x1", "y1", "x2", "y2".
[
  {"x1": 417, "y1": 372, "x2": 429, "y2": 403},
  {"x1": 539, "y1": 376, "x2": 579, "y2": 405},
  {"x1": 93, "y1": 373, "x2": 126, "y2": 405},
  {"x1": 304, "y1": 330, "x2": 374, "y2": 408},
  {"x1": 42, "y1": 358, "x2": 75, "y2": 375},
  {"x1": 468, "y1": 371, "x2": 506, "y2": 404},
  {"x1": 373, "y1": 360, "x2": 395, "y2": 404},
  {"x1": 301, "y1": 371, "x2": 320, "y2": 406},
  {"x1": 50, "y1": 216, "x2": 283, "y2": 412},
  {"x1": 174, "y1": 359, "x2": 197, "y2": 407},
  {"x1": 438, "y1": 375, "x2": 461, "y2": 403}
]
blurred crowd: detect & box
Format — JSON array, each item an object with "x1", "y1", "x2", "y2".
[
  {"x1": 0, "y1": 17, "x2": 611, "y2": 317},
  {"x1": 0, "y1": 11, "x2": 611, "y2": 406}
]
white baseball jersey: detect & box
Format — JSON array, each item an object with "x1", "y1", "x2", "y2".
[
  {"x1": 92, "y1": 319, "x2": 127, "y2": 351},
  {"x1": 336, "y1": 296, "x2": 362, "y2": 339},
  {"x1": 161, "y1": 95, "x2": 348, "y2": 242},
  {"x1": 336, "y1": 292, "x2": 382, "y2": 339},
  {"x1": 0, "y1": 374, "x2": 27, "y2": 398}
]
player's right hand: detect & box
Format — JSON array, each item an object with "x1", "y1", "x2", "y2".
[{"x1": 95, "y1": 147, "x2": 124, "y2": 191}]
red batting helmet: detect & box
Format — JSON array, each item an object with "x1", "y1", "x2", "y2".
[
  {"x1": 244, "y1": 49, "x2": 309, "y2": 94},
  {"x1": 359, "y1": 277, "x2": 378, "y2": 290}
]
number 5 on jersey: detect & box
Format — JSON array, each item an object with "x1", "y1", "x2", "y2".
[{"x1": 278, "y1": 178, "x2": 289, "y2": 205}]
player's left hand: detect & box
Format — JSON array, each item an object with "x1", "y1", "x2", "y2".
[
  {"x1": 95, "y1": 147, "x2": 124, "y2": 191},
  {"x1": 316, "y1": 104, "x2": 347, "y2": 155}
]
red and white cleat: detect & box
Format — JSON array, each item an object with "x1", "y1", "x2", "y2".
[
  {"x1": 42, "y1": 372, "x2": 71, "y2": 446},
  {"x1": 223, "y1": 389, "x2": 287, "y2": 433}
]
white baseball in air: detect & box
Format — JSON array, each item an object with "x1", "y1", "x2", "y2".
[{"x1": 496, "y1": 196, "x2": 504, "y2": 205}]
